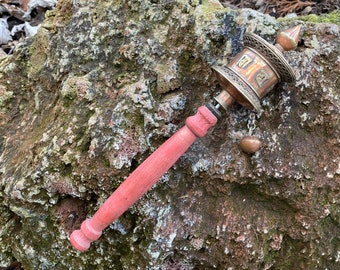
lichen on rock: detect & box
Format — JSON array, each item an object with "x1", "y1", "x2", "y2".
[
  {"x1": 0, "y1": 0, "x2": 339, "y2": 269},
  {"x1": 0, "y1": 84, "x2": 13, "y2": 107}
]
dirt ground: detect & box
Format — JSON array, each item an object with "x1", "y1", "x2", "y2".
[{"x1": 221, "y1": 0, "x2": 340, "y2": 17}]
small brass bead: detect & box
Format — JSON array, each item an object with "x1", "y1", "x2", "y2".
[{"x1": 239, "y1": 136, "x2": 262, "y2": 154}]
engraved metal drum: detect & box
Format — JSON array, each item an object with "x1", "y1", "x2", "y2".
[
  {"x1": 212, "y1": 27, "x2": 300, "y2": 112},
  {"x1": 229, "y1": 47, "x2": 279, "y2": 98}
]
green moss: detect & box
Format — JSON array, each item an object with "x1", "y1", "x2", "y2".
[
  {"x1": 101, "y1": 156, "x2": 111, "y2": 168},
  {"x1": 297, "y1": 10, "x2": 340, "y2": 26},
  {"x1": 0, "y1": 86, "x2": 13, "y2": 107},
  {"x1": 27, "y1": 28, "x2": 50, "y2": 78},
  {"x1": 198, "y1": 0, "x2": 227, "y2": 20},
  {"x1": 42, "y1": 0, "x2": 74, "y2": 31},
  {"x1": 263, "y1": 250, "x2": 280, "y2": 266},
  {"x1": 126, "y1": 110, "x2": 145, "y2": 127},
  {"x1": 55, "y1": 0, "x2": 74, "y2": 23}
]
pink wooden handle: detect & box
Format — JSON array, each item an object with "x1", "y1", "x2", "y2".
[{"x1": 70, "y1": 106, "x2": 217, "y2": 251}]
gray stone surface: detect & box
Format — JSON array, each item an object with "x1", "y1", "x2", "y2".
[{"x1": 0, "y1": 0, "x2": 339, "y2": 269}]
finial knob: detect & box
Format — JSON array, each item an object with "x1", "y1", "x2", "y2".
[{"x1": 276, "y1": 25, "x2": 302, "y2": 51}]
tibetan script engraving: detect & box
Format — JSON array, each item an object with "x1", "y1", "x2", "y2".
[
  {"x1": 237, "y1": 54, "x2": 253, "y2": 69},
  {"x1": 255, "y1": 69, "x2": 270, "y2": 87}
]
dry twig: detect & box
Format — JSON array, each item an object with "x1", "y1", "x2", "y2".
[{"x1": 270, "y1": 0, "x2": 315, "y2": 16}]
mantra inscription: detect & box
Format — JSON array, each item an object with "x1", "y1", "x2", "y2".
[
  {"x1": 230, "y1": 48, "x2": 279, "y2": 98},
  {"x1": 237, "y1": 54, "x2": 253, "y2": 69},
  {"x1": 255, "y1": 69, "x2": 270, "y2": 87}
]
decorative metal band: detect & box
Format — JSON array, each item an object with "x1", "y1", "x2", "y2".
[
  {"x1": 244, "y1": 33, "x2": 296, "y2": 83},
  {"x1": 212, "y1": 65, "x2": 261, "y2": 112}
]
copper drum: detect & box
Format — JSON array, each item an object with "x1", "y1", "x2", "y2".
[{"x1": 228, "y1": 48, "x2": 280, "y2": 98}]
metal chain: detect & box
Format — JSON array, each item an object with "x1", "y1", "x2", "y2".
[{"x1": 247, "y1": 112, "x2": 256, "y2": 135}]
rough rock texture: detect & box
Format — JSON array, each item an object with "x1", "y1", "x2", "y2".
[{"x1": 0, "y1": 0, "x2": 339, "y2": 269}]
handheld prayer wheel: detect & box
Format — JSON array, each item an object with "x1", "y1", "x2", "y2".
[{"x1": 70, "y1": 25, "x2": 301, "y2": 251}]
